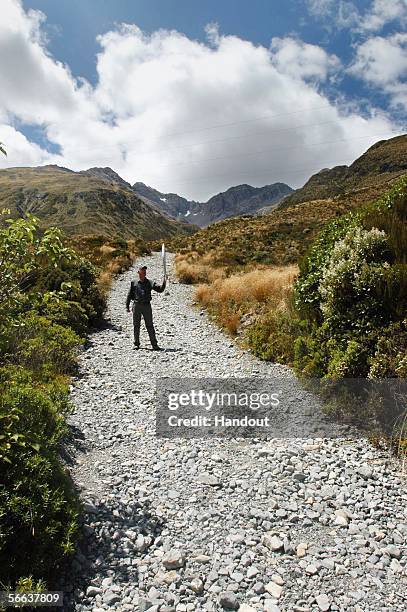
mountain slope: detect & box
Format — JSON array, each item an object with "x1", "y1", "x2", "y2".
[
  {"x1": 0, "y1": 165, "x2": 196, "y2": 240},
  {"x1": 80, "y1": 166, "x2": 133, "y2": 190},
  {"x1": 172, "y1": 135, "x2": 407, "y2": 267},
  {"x1": 280, "y1": 134, "x2": 407, "y2": 209},
  {"x1": 132, "y1": 182, "x2": 200, "y2": 220},
  {"x1": 197, "y1": 182, "x2": 292, "y2": 226},
  {"x1": 132, "y1": 181, "x2": 293, "y2": 227}
]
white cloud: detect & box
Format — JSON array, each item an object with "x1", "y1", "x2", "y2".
[
  {"x1": 0, "y1": 0, "x2": 402, "y2": 201},
  {"x1": 349, "y1": 33, "x2": 407, "y2": 109},
  {"x1": 336, "y1": 2, "x2": 360, "y2": 29},
  {"x1": 359, "y1": 0, "x2": 407, "y2": 32},
  {"x1": 270, "y1": 37, "x2": 341, "y2": 81},
  {"x1": 306, "y1": 0, "x2": 360, "y2": 29},
  {"x1": 306, "y1": 0, "x2": 407, "y2": 32},
  {"x1": 306, "y1": 0, "x2": 335, "y2": 18},
  {"x1": 0, "y1": 123, "x2": 56, "y2": 165}
]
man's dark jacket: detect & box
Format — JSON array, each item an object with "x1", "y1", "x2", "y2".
[{"x1": 126, "y1": 278, "x2": 166, "y2": 309}]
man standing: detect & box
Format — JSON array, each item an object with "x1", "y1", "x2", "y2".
[{"x1": 126, "y1": 265, "x2": 166, "y2": 350}]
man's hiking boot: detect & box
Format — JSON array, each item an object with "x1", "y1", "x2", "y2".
[
  {"x1": 133, "y1": 343, "x2": 140, "y2": 350},
  {"x1": 152, "y1": 345, "x2": 162, "y2": 351}
]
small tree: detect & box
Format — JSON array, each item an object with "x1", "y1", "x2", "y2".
[{"x1": 0, "y1": 214, "x2": 75, "y2": 320}]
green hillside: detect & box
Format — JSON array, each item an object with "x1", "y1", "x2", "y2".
[
  {"x1": 0, "y1": 165, "x2": 195, "y2": 240},
  {"x1": 172, "y1": 135, "x2": 407, "y2": 269},
  {"x1": 280, "y1": 134, "x2": 407, "y2": 209}
]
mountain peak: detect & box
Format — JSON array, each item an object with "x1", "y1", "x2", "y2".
[
  {"x1": 81, "y1": 167, "x2": 131, "y2": 189},
  {"x1": 132, "y1": 181, "x2": 293, "y2": 227}
]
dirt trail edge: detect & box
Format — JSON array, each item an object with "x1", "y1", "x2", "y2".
[{"x1": 62, "y1": 253, "x2": 406, "y2": 612}]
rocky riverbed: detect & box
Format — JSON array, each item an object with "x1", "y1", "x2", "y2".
[{"x1": 62, "y1": 253, "x2": 406, "y2": 611}]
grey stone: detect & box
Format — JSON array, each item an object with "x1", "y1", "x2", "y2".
[
  {"x1": 219, "y1": 591, "x2": 239, "y2": 610},
  {"x1": 262, "y1": 534, "x2": 284, "y2": 552},
  {"x1": 197, "y1": 473, "x2": 221, "y2": 486},
  {"x1": 190, "y1": 577, "x2": 204, "y2": 594},
  {"x1": 265, "y1": 581, "x2": 283, "y2": 599},
  {"x1": 162, "y1": 549, "x2": 186, "y2": 569},
  {"x1": 103, "y1": 591, "x2": 121, "y2": 605}
]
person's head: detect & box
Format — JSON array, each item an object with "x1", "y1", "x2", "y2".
[{"x1": 138, "y1": 265, "x2": 147, "y2": 280}]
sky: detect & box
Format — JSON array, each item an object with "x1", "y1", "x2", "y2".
[{"x1": 0, "y1": 0, "x2": 406, "y2": 201}]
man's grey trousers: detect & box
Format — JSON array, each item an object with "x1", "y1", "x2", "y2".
[{"x1": 132, "y1": 302, "x2": 158, "y2": 347}]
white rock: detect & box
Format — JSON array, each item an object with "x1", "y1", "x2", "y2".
[
  {"x1": 316, "y1": 593, "x2": 331, "y2": 611},
  {"x1": 190, "y1": 577, "x2": 204, "y2": 593},
  {"x1": 86, "y1": 586, "x2": 102, "y2": 597},
  {"x1": 296, "y1": 542, "x2": 308, "y2": 557},
  {"x1": 262, "y1": 534, "x2": 284, "y2": 552},
  {"x1": 265, "y1": 582, "x2": 283, "y2": 599},
  {"x1": 270, "y1": 573, "x2": 284, "y2": 586},
  {"x1": 162, "y1": 549, "x2": 186, "y2": 569},
  {"x1": 263, "y1": 604, "x2": 280, "y2": 612}
]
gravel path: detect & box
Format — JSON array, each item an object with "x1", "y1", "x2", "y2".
[{"x1": 63, "y1": 253, "x2": 406, "y2": 612}]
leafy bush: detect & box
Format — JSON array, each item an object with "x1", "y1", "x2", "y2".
[
  {"x1": 246, "y1": 304, "x2": 303, "y2": 364},
  {"x1": 0, "y1": 215, "x2": 107, "y2": 589},
  {"x1": 0, "y1": 367, "x2": 79, "y2": 585},
  {"x1": 362, "y1": 175, "x2": 407, "y2": 262},
  {"x1": 40, "y1": 295, "x2": 88, "y2": 337},
  {"x1": 31, "y1": 255, "x2": 106, "y2": 329},
  {"x1": 294, "y1": 324, "x2": 330, "y2": 378},
  {"x1": 325, "y1": 337, "x2": 373, "y2": 379},
  {"x1": 294, "y1": 175, "x2": 407, "y2": 384},
  {"x1": 318, "y1": 228, "x2": 393, "y2": 335},
  {"x1": 15, "y1": 315, "x2": 81, "y2": 377},
  {"x1": 369, "y1": 320, "x2": 407, "y2": 378},
  {"x1": 294, "y1": 213, "x2": 359, "y2": 321}
]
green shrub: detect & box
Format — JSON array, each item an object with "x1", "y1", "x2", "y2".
[
  {"x1": 0, "y1": 366, "x2": 71, "y2": 461},
  {"x1": 294, "y1": 325, "x2": 330, "y2": 378},
  {"x1": 362, "y1": 175, "x2": 407, "y2": 263},
  {"x1": 318, "y1": 228, "x2": 393, "y2": 335},
  {"x1": 325, "y1": 337, "x2": 372, "y2": 379},
  {"x1": 0, "y1": 367, "x2": 79, "y2": 585},
  {"x1": 40, "y1": 296, "x2": 88, "y2": 337},
  {"x1": 295, "y1": 213, "x2": 360, "y2": 321},
  {"x1": 3, "y1": 314, "x2": 80, "y2": 377},
  {"x1": 32, "y1": 257, "x2": 106, "y2": 327},
  {"x1": 246, "y1": 308, "x2": 303, "y2": 364},
  {"x1": 368, "y1": 320, "x2": 407, "y2": 378},
  {"x1": 0, "y1": 215, "x2": 109, "y2": 589},
  {"x1": 294, "y1": 176, "x2": 407, "y2": 382},
  {"x1": 0, "y1": 214, "x2": 106, "y2": 335}
]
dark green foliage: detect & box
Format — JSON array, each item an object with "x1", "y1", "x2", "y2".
[
  {"x1": 0, "y1": 368, "x2": 79, "y2": 585},
  {"x1": 0, "y1": 215, "x2": 106, "y2": 589},
  {"x1": 30, "y1": 255, "x2": 106, "y2": 329},
  {"x1": 0, "y1": 367, "x2": 79, "y2": 574},
  {"x1": 246, "y1": 299, "x2": 304, "y2": 364},
  {"x1": 362, "y1": 175, "x2": 407, "y2": 262},
  {"x1": 295, "y1": 213, "x2": 360, "y2": 322},
  {"x1": 294, "y1": 175, "x2": 407, "y2": 381},
  {"x1": 368, "y1": 320, "x2": 407, "y2": 378},
  {"x1": 4, "y1": 314, "x2": 81, "y2": 378}
]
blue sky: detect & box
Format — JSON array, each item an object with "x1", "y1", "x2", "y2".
[
  {"x1": 0, "y1": 0, "x2": 406, "y2": 199},
  {"x1": 23, "y1": 0, "x2": 382, "y2": 104}
]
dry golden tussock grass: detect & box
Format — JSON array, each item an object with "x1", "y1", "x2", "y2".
[
  {"x1": 175, "y1": 252, "x2": 226, "y2": 284},
  {"x1": 99, "y1": 244, "x2": 116, "y2": 255},
  {"x1": 195, "y1": 265, "x2": 298, "y2": 309},
  {"x1": 193, "y1": 264, "x2": 298, "y2": 336}
]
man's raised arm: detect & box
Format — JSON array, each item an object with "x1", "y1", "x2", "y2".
[{"x1": 152, "y1": 278, "x2": 166, "y2": 293}]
